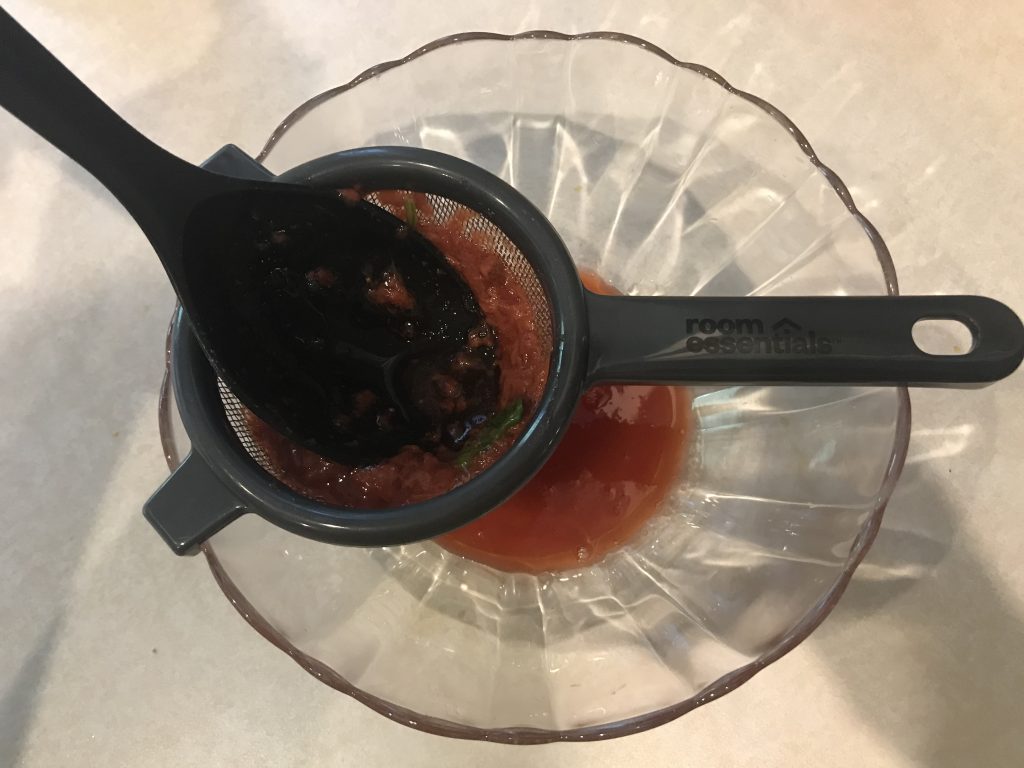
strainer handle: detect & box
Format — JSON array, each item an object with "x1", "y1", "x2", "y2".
[
  {"x1": 144, "y1": 452, "x2": 246, "y2": 555},
  {"x1": 585, "y1": 294, "x2": 1024, "y2": 386}
]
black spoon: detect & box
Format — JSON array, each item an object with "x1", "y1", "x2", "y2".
[{"x1": 0, "y1": 9, "x2": 491, "y2": 464}]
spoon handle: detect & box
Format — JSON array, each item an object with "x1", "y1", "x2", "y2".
[
  {"x1": 0, "y1": 9, "x2": 209, "y2": 235},
  {"x1": 586, "y1": 293, "x2": 1024, "y2": 387}
]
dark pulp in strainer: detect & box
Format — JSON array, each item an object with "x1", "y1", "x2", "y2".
[
  {"x1": 245, "y1": 199, "x2": 690, "y2": 573},
  {"x1": 243, "y1": 191, "x2": 548, "y2": 505}
]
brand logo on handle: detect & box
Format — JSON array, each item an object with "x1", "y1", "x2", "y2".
[
  {"x1": 682, "y1": 317, "x2": 833, "y2": 354},
  {"x1": 772, "y1": 317, "x2": 802, "y2": 335}
]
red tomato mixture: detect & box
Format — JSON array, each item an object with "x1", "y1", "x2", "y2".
[{"x1": 246, "y1": 196, "x2": 690, "y2": 572}]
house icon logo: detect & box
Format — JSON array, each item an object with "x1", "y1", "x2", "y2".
[{"x1": 772, "y1": 317, "x2": 802, "y2": 335}]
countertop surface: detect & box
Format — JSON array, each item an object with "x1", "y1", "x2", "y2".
[{"x1": 2, "y1": 1, "x2": 1022, "y2": 766}]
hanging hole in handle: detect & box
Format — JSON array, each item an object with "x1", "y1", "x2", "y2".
[{"x1": 912, "y1": 318, "x2": 975, "y2": 356}]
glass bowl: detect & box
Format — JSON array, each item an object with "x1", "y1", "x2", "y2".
[{"x1": 158, "y1": 31, "x2": 910, "y2": 742}]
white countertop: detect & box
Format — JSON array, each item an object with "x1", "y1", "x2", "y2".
[{"x1": 2, "y1": 1, "x2": 1022, "y2": 766}]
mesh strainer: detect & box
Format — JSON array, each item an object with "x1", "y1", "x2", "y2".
[
  {"x1": 144, "y1": 145, "x2": 1024, "y2": 554},
  {"x1": 145, "y1": 145, "x2": 586, "y2": 553}
]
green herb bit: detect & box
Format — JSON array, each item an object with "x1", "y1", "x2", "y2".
[
  {"x1": 403, "y1": 198, "x2": 418, "y2": 228},
  {"x1": 455, "y1": 399, "x2": 524, "y2": 469}
]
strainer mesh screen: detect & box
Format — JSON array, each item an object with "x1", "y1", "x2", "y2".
[
  {"x1": 218, "y1": 378, "x2": 272, "y2": 471},
  {"x1": 219, "y1": 190, "x2": 553, "y2": 469}
]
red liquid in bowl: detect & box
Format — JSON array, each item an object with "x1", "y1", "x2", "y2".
[{"x1": 437, "y1": 271, "x2": 691, "y2": 573}]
